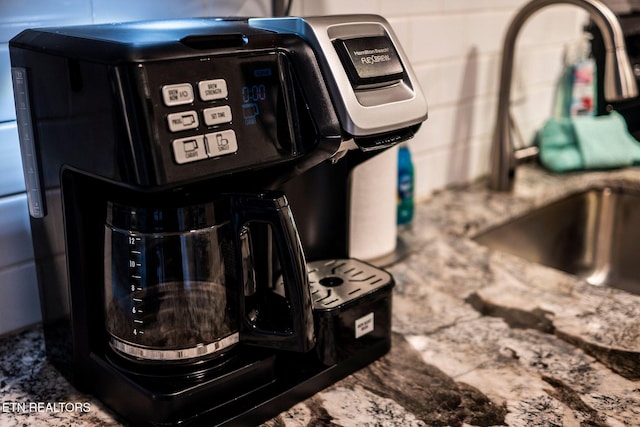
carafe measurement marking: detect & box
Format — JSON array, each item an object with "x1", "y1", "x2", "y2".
[{"x1": 128, "y1": 234, "x2": 145, "y2": 338}]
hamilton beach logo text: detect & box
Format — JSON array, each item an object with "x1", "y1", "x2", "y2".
[
  {"x1": 353, "y1": 47, "x2": 392, "y2": 65},
  {"x1": 1, "y1": 401, "x2": 91, "y2": 414}
]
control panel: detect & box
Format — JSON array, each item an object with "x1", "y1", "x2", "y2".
[
  {"x1": 160, "y1": 78, "x2": 236, "y2": 165},
  {"x1": 140, "y1": 52, "x2": 297, "y2": 181}
]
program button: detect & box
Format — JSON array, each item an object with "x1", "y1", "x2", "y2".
[{"x1": 167, "y1": 111, "x2": 199, "y2": 132}]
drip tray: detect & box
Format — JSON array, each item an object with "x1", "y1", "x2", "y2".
[{"x1": 307, "y1": 259, "x2": 393, "y2": 310}]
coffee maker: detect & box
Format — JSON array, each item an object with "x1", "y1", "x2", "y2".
[{"x1": 10, "y1": 15, "x2": 427, "y2": 426}]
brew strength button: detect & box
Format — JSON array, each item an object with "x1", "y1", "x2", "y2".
[
  {"x1": 198, "y1": 79, "x2": 228, "y2": 101},
  {"x1": 162, "y1": 83, "x2": 194, "y2": 106}
]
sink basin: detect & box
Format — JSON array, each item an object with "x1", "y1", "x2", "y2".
[{"x1": 474, "y1": 187, "x2": 640, "y2": 295}]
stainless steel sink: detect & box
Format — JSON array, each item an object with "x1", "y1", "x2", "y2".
[{"x1": 474, "y1": 187, "x2": 640, "y2": 295}]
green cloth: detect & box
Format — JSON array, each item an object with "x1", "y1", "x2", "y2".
[{"x1": 537, "y1": 111, "x2": 640, "y2": 173}]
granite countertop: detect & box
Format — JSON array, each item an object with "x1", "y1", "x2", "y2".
[{"x1": 3, "y1": 164, "x2": 640, "y2": 426}]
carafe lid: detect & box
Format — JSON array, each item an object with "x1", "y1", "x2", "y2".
[{"x1": 106, "y1": 201, "x2": 226, "y2": 232}]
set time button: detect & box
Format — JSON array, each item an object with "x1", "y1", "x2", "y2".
[{"x1": 203, "y1": 106, "x2": 232, "y2": 126}]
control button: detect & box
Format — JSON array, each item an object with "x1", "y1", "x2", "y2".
[
  {"x1": 199, "y1": 79, "x2": 228, "y2": 101},
  {"x1": 333, "y1": 36, "x2": 404, "y2": 88},
  {"x1": 205, "y1": 130, "x2": 238, "y2": 158},
  {"x1": 162, "y1": 83, "x2": 194, "y2": 106},
  {"x1": 203, "y1": 106, "x2": 232, "y2": 126},
  {"x1": 172, "y1": 135, "x2": 207, "y2": 164},
  {"x1": 167, "y1": 111, "x2": 199, "y2": 132}
]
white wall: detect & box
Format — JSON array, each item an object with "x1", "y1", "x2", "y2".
[
  {"x1": 0, "y1": 0, "x2": 591, "y2": 335},
  {"x1": 292, "y1": 0, "x2": 588, "y2": 199}
]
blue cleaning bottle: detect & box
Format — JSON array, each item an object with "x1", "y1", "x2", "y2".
[{"x1": 397, "y1": 144, "x2": 414, "y2": 225}]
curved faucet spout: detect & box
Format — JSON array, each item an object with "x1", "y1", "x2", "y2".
[{"x1": 489, "y1": 0, "x2": 638, "y2": 191}]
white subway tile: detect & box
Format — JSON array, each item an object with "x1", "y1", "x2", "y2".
[
  {"x1": 386, "y1": 18, "x2": 413, "y2": 56},
  {"x1": 518, "y1": 7, "x2": 589, "y2": 48},
  {"x1": 413, "y1": 137, "x2": 490, "y2": 198},
  {"x1": 299, "y1": 0, "x2": 380, "y2": 15},
  {"x1": 92, "y1": 0, "x2": 271, "y2": 24},
  {"x1": 466, "y1": 11, "x2": 513, "y2": 55},
  {"x1": 0, "y1": 0, "x2": 92, "y2": 42},
  {"x1": 509, "y1": 86, "x2": 557, "y2": 147},
  {"x1": 0, "y1": 262, "x2": 40, "y2": 335},
  {"x1": 414, "y1": 94, "x2": 497, "y2": 155},
  {"x1": 379, "y1": 0, "x2": 442, "y2": 17},
  {"x1": 514, "y1": 45, "x2": 567, "y2": 89},
  {"x1": 0, "y1": 194, "x2": 33, "y2": 269},
  {"x1": 443, "y1": 0, "x2": 528, "y2": 13},
  {"x1": 409, "y1": 15, "x2": 468, "y2": 63},
  {"x1": 414, "y1": 53, "x2": 499, "y2": 109},
  {"x1": 0, "y1": 44, "x2": 15, "y2": 122},
  {"x1": 0, "y1": 122, "x2": 24, "y2": 196}
]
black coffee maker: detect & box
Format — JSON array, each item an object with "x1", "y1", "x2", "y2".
[{"x1": 10, "y1": 15, "x2": 427, "y2": 426}]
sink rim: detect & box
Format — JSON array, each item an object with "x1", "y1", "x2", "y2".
[{"x1": 473, "y1": 184, "x2": 640, "y2": 294}]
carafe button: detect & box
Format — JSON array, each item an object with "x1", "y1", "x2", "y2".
[{"x1": 172, "y1": 135, "x2": 207, "y2": 164}]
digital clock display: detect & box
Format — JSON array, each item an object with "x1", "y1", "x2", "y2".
[
  {"x1": 241, "y1": 84, "x2": 267, "y2": 103},
  {"x1": 239, "y1": 66, "x2": 275, "y2": 127}
]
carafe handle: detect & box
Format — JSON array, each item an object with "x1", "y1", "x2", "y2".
[{"x1": 230, "y1": 191, "x2": 314, "y2": 353}]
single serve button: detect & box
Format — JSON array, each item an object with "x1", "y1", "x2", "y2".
[
  {"x1": 333, "y1": 35, "x2": 404, "y2": 88},
  {"x1": 206, "y1": 130, "x2": 238, "y2": 158}
]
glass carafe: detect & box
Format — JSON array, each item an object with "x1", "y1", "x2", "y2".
[{"x1": 104, "y1": 192, "x2": 314, "y2": 366}]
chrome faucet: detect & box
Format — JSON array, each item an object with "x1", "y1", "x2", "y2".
[{"x1": 489, "y1": 0, "x2": 638, "y2": 191}]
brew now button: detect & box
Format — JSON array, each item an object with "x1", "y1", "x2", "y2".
[{"x1": 162, "y1": 83, "x2": 194, "y2": 106}]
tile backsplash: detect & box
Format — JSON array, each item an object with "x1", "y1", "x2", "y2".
[
  {"x1": 293, "y1": 0, "x2": 587, "y2": 196},
  {"x1": 0, "y1": 0, "x2": 588, "y2": 335}
]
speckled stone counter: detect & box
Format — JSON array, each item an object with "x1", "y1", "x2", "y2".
[{"x1": 3, "y1": 164, "x2": 640, "y2": 426}]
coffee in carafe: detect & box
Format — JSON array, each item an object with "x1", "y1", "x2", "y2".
[
  {"x1": 104, "y1": 201, "x2": 238, "y2": 364},
  {"x1": 104, "y1": 192, "x2": 314, "y2": 368}
]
